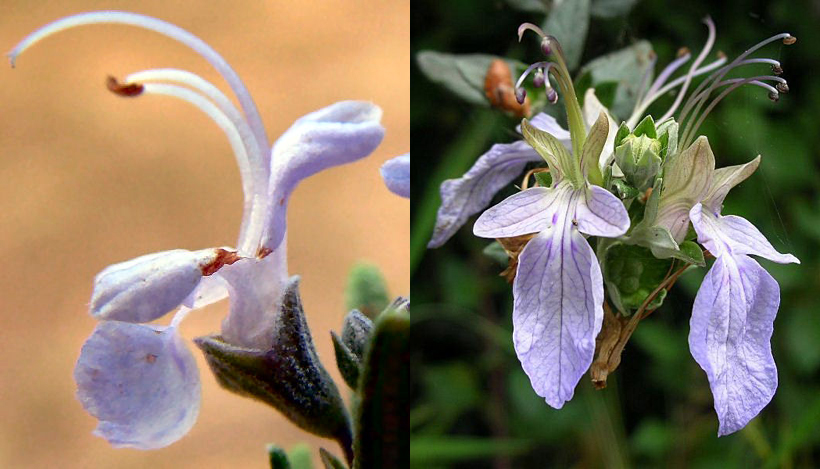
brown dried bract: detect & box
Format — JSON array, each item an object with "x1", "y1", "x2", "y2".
[
  {"x1": 590, "y1": 303, "x2": 629, "y2": 389},
  {"x1": 484, "y1": 59, "x2": 530, "y2": 118},
  {"x1": 106, "y1": 75, "x2": 144, "y2": 97},
  {"x1": 496, "y1": 233, "x2": 536, "y2": 283},
  {"x1": 201, "y1": 249, "x2": 241, "y2": 276}
]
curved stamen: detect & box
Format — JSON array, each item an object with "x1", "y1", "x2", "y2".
[
  {"x1": 518, "y1": 22, "x2": 546, "y2": 41},
  {"x1": 678, "y1": 32, "x2": 795, "y2": 135},
  {"x1": 658, "y1": 16, "x2": 717, "y2": 123},
  {"x1": 515, "y1": 61, "x2": 553, "y2": 92},
  {"x1": 8, "y1": 11, "x2": 271, "y2": 169},
  {"x1": 682, "y1": 76, "x2": 784, "y2": 147},
  {"x1": 627, "y1": 55, "x2": 726, "y2": 127},
  {"x1": 124, "y1": 69, "x2": 267, "y2": 249},
  {"x1": 121, "y1": 80, "x2": 267, "y2": 256},
  {"x1": 644, "y1": 50, "x2": 690, "y2": 102}
]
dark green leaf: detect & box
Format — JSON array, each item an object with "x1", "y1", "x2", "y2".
[
  {"x1": 354, "y1": 301, "x2": 409, "y2": 469},
  {"x1": 268, "y1": 445, "x2": 291, "y2": 469},
  {"x1": 543, "y1": 0, "x2": 591, "y2": 70},
  {"x1": 580, "y1": 41, "x2": 654, "y2": 120},
  {"x1": 591, "y1": 0, "x2": 639, "y2": 18}
]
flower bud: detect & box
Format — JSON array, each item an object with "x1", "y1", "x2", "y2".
[{"x1": 614, "y1": 117, "x2": 663, "y2": 192}]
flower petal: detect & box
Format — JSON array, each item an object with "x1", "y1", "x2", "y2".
[
  {"x1": 655, "y1": 136, "x2": 715, "y2": 243},
  {"x1": 261, "y1": 101, "x2": 385, "y2": 251},
  {"x1": 576, "y1": 185, "x2": 630, "y2": 237},
  {"x1": 521, "y1": 119, "x2": 583, "y2": 186},
  {"x1": 702, "y1": 156, "x2": 760, "y2": 212},
  {"x1": 689, "y1": 254, "x2": 780, "y2": 436},
  {"x1": 428, "y1": 141, "x2": 542, "y2": 248},
  {"x1": 380, "y1": 153, "x2": 410, "y2": 198},
  {"x1": 74, "y1": 321, "x2": 201, "y2": 449},
  {"x1": 474, "y1": 184, "x2": 572, "y2": 239},
  {"x1": 512, "y1": 206, "x2": 603, "y2": 408},
  {"x1": 90, "y1": 248, "x2": 239, "y2": 323},
  {"x1": 690, "y1": 204, "x2": 799, "y2": 264}
]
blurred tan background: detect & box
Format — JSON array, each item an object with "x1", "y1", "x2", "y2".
[{"x1": 0, "y1": 1, "x2": 408, "y2": 467}]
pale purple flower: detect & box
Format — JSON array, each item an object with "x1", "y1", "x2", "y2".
[
  {"x1": 380, "y1": 153, "x2": 410, "y2": 198},
  {"x1": 474, "y1": 115, "x2": 630, "y2": 408},
  {"x1": 10, "y1": 11, "x2": 383, "y2": 449},
  {"x1": 687, "y1": 156, "x2": 799, "y2": 435},
  {"x1": 429, "y1": 90, "x2": 615, "y2": 248}
]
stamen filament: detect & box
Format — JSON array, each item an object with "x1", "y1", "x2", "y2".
[
  {"x1": 658, "y1": 17, "x2": 717, "y2": 123},
  {"x1": 8, "y1": 11, "x2": 271, "y2": 169},
  {"x1": 137, "y1": 82, "x2": 267, "y2": 256},
  {"x1": 627, "y1": 56, "x2": 726, "y2": 128},
  {"x1": 126, "y1": 68, "x2": 269, "y2": 251},
  {"x1": 634, "y1": 51, "x2": 659, "y2": 108},
  {"x1": 677, "y1": 32, "x2": 794, "y2": 141},
  {"x1": 515, "y1": 61, "x2": 552, "y2": 91},
  {"x1": 644, "y1": 51, "x2": 690, "y2": 103}
]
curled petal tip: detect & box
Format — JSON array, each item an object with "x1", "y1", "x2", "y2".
[{"x1": 380, "y1": 153, "x2": 410, "y2": 198}]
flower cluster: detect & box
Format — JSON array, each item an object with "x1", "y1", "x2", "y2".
[
  {"x1": 429, "y1": 18, "x2": 799, "y2": 435},
  {"x1": 10, "y1": 11, "x2": 405, "y2": 449}
]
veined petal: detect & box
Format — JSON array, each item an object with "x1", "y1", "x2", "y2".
[
  {"x1": 74, "y1": 321, "x2": 201, "y2": 449},
  {"x1": 690, "y1": 204, "x2": 799, "y2": 264},
  {"x1": 90, "y1": 248, "x2": 239, "y2": 323},
  {"x1": 261, "y1": 101, "x2": 384, "y2": 251},
  {"x1": 702, "y1": 156, "x2": 760, "y2": 212},
  {"x1": 576, "y1": 185, "x2": 630, "y2": 237},
  {"x1": 655, "y1": 136, "x2": 715, "y2": 243},
  {"x1": 428, "y1": 141, "x2": 542, "y2": 248},
  {"x1": 474, "y1": 183, "x2": 572, "y2": 239},
  {"x1": 689, "y1": 254, "x2": 779, "y2": 436},
  {"x1": 512, "y1": 199, "x2": 603, "y2": 408},
  {"x1": 380, "y1": 153, "x2": 410, "y2": 198}
]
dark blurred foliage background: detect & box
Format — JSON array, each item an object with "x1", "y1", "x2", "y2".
[{"x1": 411, "y1": 0, "x2": 820, "y2": 467}]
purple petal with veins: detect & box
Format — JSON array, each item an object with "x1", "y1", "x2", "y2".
[
  {"x1": 474, "y1": 185, "x2": 569, "y2": 239},
  {"x1": 576, "y1": 184, "x2": 631, "y2": 238},
  {"x1": 262, "y1": 101, "x2": 384, "y2": 252},
  {"x1": 689, "y1": 254, "x2": 779, "y2": 436},
  {"x1": 429, "y1": 141, "x2": 543, "y2": 247},
  {"x1": 690, "y1": 204, "x2": 799, "y2": 264},
  {"x1": 380, "y1": 153, "x2": 410, "y2": 198},
  {"x1": 74, "y1": 321, "x2": 201, "y2": 449},
  {"x1": 512, "y1": 188, "x2": 604, "y2": 408}
]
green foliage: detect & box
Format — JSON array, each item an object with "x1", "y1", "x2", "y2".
[
  {"x1": 268, "y1": 445, "x2": 292, "y2": 469},
  {"x1": 603, "y1": 243, "x2": 673, "y2": 314},
  {"x1": 354, "y1": 301, "x2": 410, "y2": 468},
  {"x1": 578, "y1": 41, "x2": 654, "y2": 120},
  {"x1": 345, "y1": 263, "x2": 390, "y2": 317},
  {"x1": 416, "y1": 52, "x2": 524, "y2": 106},
  {"x1": 543, "y1": 0, "x2": 591, "y2": 70}
]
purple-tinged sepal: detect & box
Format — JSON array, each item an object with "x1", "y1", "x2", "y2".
[
  {"x1": 194, "y1": 276, "x2": 352, "y2": 453},
  {"x1": 380, "y1": 153, "x2": 410, "y2": 198},
  {"x1": 74, "y1": 321, "x2": 201, "y2": 449},
  {"x1": 90, "y1": 248, "x2": 240, "y2": 323}
]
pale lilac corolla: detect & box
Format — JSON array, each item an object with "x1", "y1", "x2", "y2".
[
  {"x1": 380, "y1": 153, "x2": 410, "y2": 198},
  {"x1": 10, "y1": 11, "x2": 383, "y2": 449},
  {"x1": 688, "y1": 156, "x2": 798, "y2": 436},
  {"x1": 474, "y1": 116, "x2": 629, "y2": 408},
  {"x1": 429, "y1": 89, "x2": 614, "y2": 248}
]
